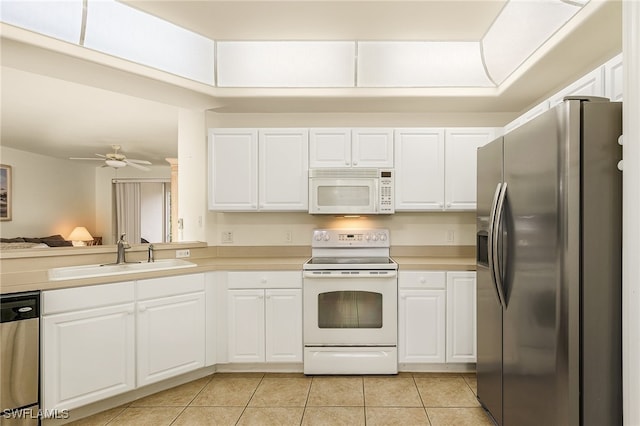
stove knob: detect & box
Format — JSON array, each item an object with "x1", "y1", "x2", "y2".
[
  {"x1": 323, "y1": 233, "x2": 330, "y2": 241},
  {"x1": 364, "y1": 234, "x2": 371, "y2": 241},
  {"x1": 372, "y1": 234, "x2": 379, "y2": 241},
  {"x1": 379, "y1": 233, "x2": 387, "y2": 242},
  {"x1": 314, "y1": 232, "x2": 323, "y2": 241}
]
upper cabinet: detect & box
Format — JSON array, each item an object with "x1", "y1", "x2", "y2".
[
  {"x1": 548, "y1": 67, "x2": 604, "y2": 108},
  {"x1": 395, "y1": 127, "x2": 495, "y2": 211},
  {"x1": 309, "y1": 128, "x2": 393, "y2": 168},
  {"x1": 604, "y1": 53, "x2": 623, "y2": 102},
  {"x1": 209, "y1": 128, "x2": 309, "y2": 211},
  {"x1": 445, "y1": 128, "x2": 496, "y2": 210},
  {"x1": 394, "y1": 128, "x2": 445, "y2": 210},
  {"x1": 208, "y1": 129, "x2": 258, "y2": 211}
]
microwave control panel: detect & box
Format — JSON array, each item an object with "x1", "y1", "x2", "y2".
[{"x1": 379, "y1": 170, "x2": 394, "y2": 214}]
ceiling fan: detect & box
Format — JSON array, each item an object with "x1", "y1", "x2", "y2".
[{"x1": 70, "y1": 145, "x2": 152, "y2": 171}]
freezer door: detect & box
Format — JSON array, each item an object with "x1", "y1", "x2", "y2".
[
  {"x1": 502, "y1": 101, "x2": 580, "y2": 426},
  {"x1": 476, "y1": 137, "x2": 504, "y2": 426}
]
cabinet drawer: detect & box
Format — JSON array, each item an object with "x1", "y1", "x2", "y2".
[
  {"x1": 43, "y1": 281, "x2": 135, "y2": 315},
  {"x1": 398, "y1": 271, "x2": 446, "y2": 289},
  {"x1": 137, "y1": 273, "x2": 205, "y2": 300},
  {"x1": 227, "y1": 271, "x2": 302, "y2": 289}
]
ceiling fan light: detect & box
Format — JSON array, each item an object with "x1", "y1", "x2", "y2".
[{"x1": 105, "y1": 159, "x2": 126, "y2": 168}]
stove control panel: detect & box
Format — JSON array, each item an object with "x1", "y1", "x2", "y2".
[{"x1": 312, "y1": 229, "x2": 390, "y2": 247}]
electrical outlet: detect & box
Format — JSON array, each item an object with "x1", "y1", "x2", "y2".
[
  {"x1": 446, "y1": 230, "x2": 455, "y2": 243},
  {"x1": 285, "y1": 231, "x2": 292, "y2": 243},
  {"x1": 175, "y1": 249, "x2": 190, "y2": 258},
  {"x1": 221, "y1": 231, "x2": 233, "y2": 244}
]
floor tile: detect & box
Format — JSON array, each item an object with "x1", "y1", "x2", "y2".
[
  {"x1": 366, "y1": 407, "x2": 430, "y2": 425},
  {"x1": 107, "y1": 407, "x2": 183, "y2": 425},
  {"x1": 248, "y1": 378, "x2": 311, "y2": 407},
  {"x1": 462, "y1": 374, "x2": 478, "y2": 396},
  {"x1": 301, "y1": 407, "x2": 365, "y2": 426},
  {"x1": 236, "y1": 407, "x2": 304, "y2": 426},
  {"x1": 65, "y1": 404, "x2": 129, "y2": 425},
  {"x1": 171, "y1": 406, "x2": 244, "y2": 426},
  {"x1": 415, "y1": 377, "x2": 480, "y2": 408},
  {"x1": 263, "y1": 372, "x2": 308, "y2": 378},
  {"x1": 427, "y1": 407, "x2": 494, "y2": 426},
  {"x1": 307, "y1": 377, "x2": 364, "y2": 406},
  {"x1": 363, "y1": 377, "x2": 422, "y2": 407},
  {"x1": 190, "y1": 377, "x2": 262, "y2": 406},
  {"x1": 130, "y1": 376, "x2": 211, "y2": 407}
]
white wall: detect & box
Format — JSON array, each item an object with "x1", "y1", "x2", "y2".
[
  {"x1": 0, "y1": 146, "x2": 95, "y2": 239},
  {"x1": 140, "y1": 182, "x2": 165, "y2": 243}
]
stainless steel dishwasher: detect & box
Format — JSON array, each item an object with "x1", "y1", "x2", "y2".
[{"x1": 1, "y1": 291, "x2": 40, "y2": 426}]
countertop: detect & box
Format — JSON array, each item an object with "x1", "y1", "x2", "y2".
[{"x1": 0, "y1": 244, "x2": 476, "y2": 294}]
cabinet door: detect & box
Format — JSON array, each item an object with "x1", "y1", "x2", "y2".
[
  {"x1": 137, "y1": 292, "x2": 205, "y2": 387},
  {"x1": 604, "y1": 53, "x2": 623, "y2": 102},
  {"x1": 309, "y1": 128, "x2": 351, "y2": 167},
  {"x1": 398, "y1": 290, "x2": 446, "y2": 363},
  {"x1": 394, "y1": 128, "x2": 445, "y2": 210},
  {"x1": 208, "y1": 129, "x2": 258, "y2": 211},
  {"x1": 352, "y1": 128, "x2": 394, "y2": 167},
  {"x1": 446, "y1": 272, "x2": 477, "y2": 363},
  {"x1": 227, "y1": 289, "x2": 265, "y2": 363},
  {"x1": 548, "y1": 68, "x2": 605, "y2": 108},
  {"x1": 265, "y1": 289, "x2": 302, "y2": 362},
  {"x1": 444, "y1": 128, "x2": 495, "y2": 210},
  {"x1": 259, "y1": 129, "x2": 309, "y2": 211},
  {"x1": 42, "y1": 304, "x2": 135, "y2": 410}
]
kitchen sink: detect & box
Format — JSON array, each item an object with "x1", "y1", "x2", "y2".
[{"x1": 48, "y1": 259, "x2": 197, "y2": 281}]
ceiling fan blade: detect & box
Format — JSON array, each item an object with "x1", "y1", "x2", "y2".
[
  {"x1": 125, "y1": 160, "x2": 150, "y2": 171},
  {"x1": 69, "y1": 157, "x2": 104, "y2": 161},
  {"x1": 126, "y1": 159, "x2": 152, "y2": 165}
]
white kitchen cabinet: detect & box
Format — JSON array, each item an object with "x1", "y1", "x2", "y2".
[
  {"x1": 209, "y1": 128, "x2": 309, "y2": 211},
  {"x1": 136, "y1": 274, "x2": 205, "y2": 387},
  {"x1": 258, "y1": 129, "x2": 309, "y2": 211},
  {"x1": 398, "y1": 271, "x2": 446, "y2": 364},
  {"x1": 444, "y1": 128, "x2": 495, "y2": 210},
  {"x1": 227, "y1": 271, "x2": 303, "y2": 363},
  {"x1": 42, "y1": 282, "x2": 136, "y2": 411},
  {"x1": 208, "y1": 129, "x2": 258, "y2": 211},
  {"x1": 394, "y1": 128, "x2": 445, "y2": 210},
  {"x1": 604, "y1": 53, "x2": 623, "y2": 102},
  {"x1": 309, "y1": 128, "x2": 393, "y2": 168},
  {"x1": 446, "y1": 271, "x2": 477, "y2": 363},
  {"x1": 549, "y1": 67, "x2": 605, "y2": 108},
  {"x1": 227, "y1": 288, "x2": 302, "y2": 363}
]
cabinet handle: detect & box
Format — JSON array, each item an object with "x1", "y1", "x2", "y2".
[
  {"x1": 139, "y1": 306, "x2": 147, "y2": 313},
  {"x1": 353, "y1": 161, "x2": 358, "y2": 166},
  {"x1": 419, "y1": 277, "x2": 426, "y2": 284},
  {"x1": 446, "y1": 202, "x2": 452, "y2": 208},
  {"x1": 259, "y1": 295, "x2": 264, "y2": 299},
  {"x1": 127, "y1": 308, "x2": 135, "y2": 315},
  {"x1": 260, "y1": 278, "x2": 267, "y2": 284},
  {"x1": 266, "y1": 295, "x2": 271, "y2": 299}
]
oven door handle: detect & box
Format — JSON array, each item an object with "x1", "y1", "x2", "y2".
[{"x1": 303, "y1": 271, "x2": 397, "y2": 278}]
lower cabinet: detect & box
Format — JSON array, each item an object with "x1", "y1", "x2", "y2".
[
  {"x1": 226, "y1": 271, "x2": 302, "y2": 364},
  {"x1": 42, "y1": 282, "x2": 136, "y2": 411},
  {"x1": 136, "y1": 274, "x2": 205, "y2": 387},
  {"x1": 446, "y1": 271, "x2": 477, "y2": 363},
  {"x1": 42, "y1": 274, "x2": 205, "y2": 411},
  {"x1": 398, "y1": 270, "x2": 477, "y2": 365}
]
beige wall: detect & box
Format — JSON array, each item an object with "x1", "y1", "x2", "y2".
[{"x1": 0, "y1": 146, "x2": 95, "y2": 239}]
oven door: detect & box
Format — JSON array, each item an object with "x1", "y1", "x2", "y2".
[
  {"x1": 303, "y1": 271, "x2": 397, "y2": 346},
  {"x1": 309, "y1": 178, "x2": 378, "y2": 214}
]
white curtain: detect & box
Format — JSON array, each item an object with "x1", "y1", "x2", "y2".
[{"x1": 114, "y1": 182, "x2": 141, "y2": 244}]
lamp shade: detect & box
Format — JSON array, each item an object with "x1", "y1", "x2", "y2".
[{"x1": 68, "y1": 226, "x2": 93, "y2": 246}]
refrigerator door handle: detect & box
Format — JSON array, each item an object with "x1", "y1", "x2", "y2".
[
  {"x1": 488, "y1": 182, "x2": 506, "y2": 308},
  {"x1": 492, "y1": 182, "x2": 508, "y2": 308}
]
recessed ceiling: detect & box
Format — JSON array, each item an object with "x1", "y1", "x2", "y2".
[{"x1": 0, "y1": 0, "x2": 622, "y2": 162}]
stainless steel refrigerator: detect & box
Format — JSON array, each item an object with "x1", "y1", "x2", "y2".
[{"x1": 476, "y1": 97, "x2": 622, "y2": 426}]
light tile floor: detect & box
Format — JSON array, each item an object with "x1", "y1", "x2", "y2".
[{"x1": 67, "y1": 372, "x2": 494, "y2": 426}]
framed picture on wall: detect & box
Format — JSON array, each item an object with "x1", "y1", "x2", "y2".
[{"x1": 1, "y1": 164, "x2": 12, "y2": 221}]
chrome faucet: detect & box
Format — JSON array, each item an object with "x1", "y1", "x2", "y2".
[
  {"x1": 147, "y1": 244, "x2": 154, "y2": 263},
  {"x1": 116, "y1": 233, "x2": 130, "y2": 264}
]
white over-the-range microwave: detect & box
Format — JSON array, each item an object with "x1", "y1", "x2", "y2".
[{"x1": 308, "y1": 168, "x2": 394, "y2": 215}]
